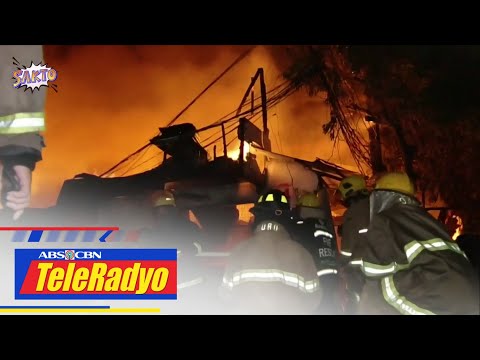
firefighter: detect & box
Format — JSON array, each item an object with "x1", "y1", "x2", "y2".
[
  {"x1": 294, "y1": 192, "x2": 340, "y2": 314},
  {"x1": 219, "y1": 189, "x2": 322, "y2": 315},
  {"x1": 0, "y1": 45, "x2": 46, "y2": 221},
  {"x1": 138, "y1": 189, "x2": 206, "y2": 313},
  {"x1": 336, "y1": 174, "x2": 370, "y2": 314},
  {"x1": 354, "y1": 172, "x2": 478, "y2": 315},
  {"x1": 337, "y1": 175, "x2": 370, "y2": 260},
  {"x1": 143, "y1": 190, "x2": 202, "y2": 251}
]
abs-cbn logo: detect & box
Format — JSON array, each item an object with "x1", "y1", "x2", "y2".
[
  {"x1": 38, "y1": 250, "x2": 102, "y2": 260},
  {"x1": 16, "y1": 249, "x2": 177, "y2": 299}
]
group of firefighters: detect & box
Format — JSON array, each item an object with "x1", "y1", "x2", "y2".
[{"x1": 135, "y1": 173, "x2": 479, "y2": 315}]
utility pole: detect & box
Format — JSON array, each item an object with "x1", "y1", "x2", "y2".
[
  {"x1": 239, "y1": 118, "x2": 246, "y2": 166},
  {"x1": 221, "y1": 123, "x2": 227, "y2": 157},
  {"x1": 236, "y1": 68, "x2": 272, "y2": 151},
  {"x1": 259, "y1": 68, "x2": 271, "y2": 151}
]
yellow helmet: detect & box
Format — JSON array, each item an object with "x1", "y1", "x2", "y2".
[
  {"x1": 338, "y1": 175, "x2": 368, "y2": 200},
  {"x1": 375, "y1": 172, "x2": 415, "y2": 196},
  {"x1": 297, "y1": 193, "x2": 322, "y2": 208},
  {"x1": 151, "y1": 190, "x2": 175, "y2": 207}
]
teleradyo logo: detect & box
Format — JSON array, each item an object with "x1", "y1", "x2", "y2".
[
  {"x1": 16, "y1": 249, "x2": 177, "y2": 299},
  {"x1": 38, "y1": 250, "x2": 102, "y2": 260}
]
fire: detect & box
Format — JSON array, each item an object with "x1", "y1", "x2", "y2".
[
  {"x1": 227, "y1": 142, "x2": 250, "y2": 161},
  {"x1": 452, "y1": 215, "x2": 464, "y2": 240},
  {"x1": 30, "y1": 45, "x2": 359, "y2": 209},
  {"x1": 236, "y1": 203, "x2": 254, "y2": 223},
  {"x1": 91, "y1": 170, "x2": 116, "y2": 178}
]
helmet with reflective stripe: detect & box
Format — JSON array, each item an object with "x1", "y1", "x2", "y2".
[
  {"x1": 251, "y1": 189, "x2": 290, "y2": 216},
  {"x1": 151, "y1": 190, "x2": 176, "y2": 207},
  {"x1": 338, "y1": 175, "x2": 368, "y2": 200},
  {"x1": 375, "y1": 172, "x2": 415, "y2": 196}
]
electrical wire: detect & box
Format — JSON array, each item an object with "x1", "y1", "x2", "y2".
[
  {"x1": 200, "y1": 84, "x2": 297, "y2": 150},
  {"x1": 122, "y1": 150, "x2": 165, "y2": 175},
  {"x1": 165, "y1": 46, "x2": 257, "y2": 128},
  {"x1": 100, "y1": 47, "x2": 257, "y2": 177},
  {"x1": 118, "y1": 145, "x2": 152, "y2": 177},
  {"x1": 101, "y1": 69, "x2": 297, "y2": 177}
]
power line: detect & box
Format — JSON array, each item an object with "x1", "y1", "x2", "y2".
[
  {"x1": 99, "y1": 143, "x2": 152, "y2": 178},
  {"x1": 197, "y1": 116, "x2": 240, "y2": 144},
  {"x1": 101, "y1": 47, "x2": 257, "y2": 177},
  {"x1": 122, "y1": 151, "x2": 165, "y2": 175},
  {"x1": 203, "y1": 124, "x2": 240, "y2": 149},
  {"x1": 211, "y1": 81, "x2": 289, "y2": 125},
  {"x1": 101, "y1": 70, "x2": 297, "y2": 178},
  {"x1": 165, "y1": 46, "x2": 257, "y2": 128},
  {"x1": 200, "y1": 84, "x2": 297, "y2": 151},
  {"x1": 118, "y1": 145, "x2": 153, "y2": 177},
  {"x1": 195, "y1": 81, "x2": 291, "y2": 141}
]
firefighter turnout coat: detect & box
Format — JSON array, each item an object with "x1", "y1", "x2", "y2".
[
  {"x1": 219, "y1": 220, "x2": 322, "y2": 315},
  {"x1": 352, "y1": 190, "x2": 478, "y2": 315},
  {"x1": 338, "y1": 195, "x2": 370, "y2": 313}
]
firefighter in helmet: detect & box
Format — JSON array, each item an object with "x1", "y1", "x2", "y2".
[
  {"x1": 294, "y1": 191, "x2": 340, "y2": 314},
  {"x1": 219, "y1": 189, "x2": 322, "y2": 314},
  {"x1": 336, "y1": 174, "x2": 371, "y2": 314},
  {"x1": 250, "y1": 189, "x2": 293, "y2": 229},
  {"x1": 354, "y1": 172, "x2": 478, "y2": 315},
  {"x1": 337, "y1": 174, "x2": 370, "y2": 259},
  {"x1": 138, "y1": 189, "x2": 205, "y2": 313}
]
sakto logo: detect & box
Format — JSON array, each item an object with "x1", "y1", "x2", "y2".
[
  {"x1": 15, "y1": 249, "x2": 177, "y2": 300},
  {"x1": 12, "y1": 57, "x2": 58, "y2": 92}
]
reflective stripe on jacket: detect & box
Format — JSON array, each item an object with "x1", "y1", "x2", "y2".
[
  {"x1": 339, "y1": 195, "x2": 370, "y2": 259},
  {"x1": 353, "y1": 190, "x2": 478, "y2": 315},
  {"x1": 220, "y1": 221, "x2": 322, "y2": 314}
]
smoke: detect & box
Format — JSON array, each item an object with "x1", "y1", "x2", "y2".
[
  {"x1": 33, "y1": 45, "x2": 356, "y2": 207},
  {"x1": 268, "y1": 90, "x2": 357, "y2": 165}
]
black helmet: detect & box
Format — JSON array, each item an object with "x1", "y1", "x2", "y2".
[{"x1": 250, "y1": 189, "x2": 291, "y2": 217}]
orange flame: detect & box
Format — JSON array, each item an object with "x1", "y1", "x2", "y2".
[
  {"x1": 452, "y1": 215, "x2": 463, "y2": 240},
  {"x1": 32, "y1": 45, "x2": 359, "y2": 208},
  {"x1": 227, "y1": 142, "x2": 250, "y2": 161},
  {"x1": 237, "y1": 203, "x2": 254, "y2": 224}
]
